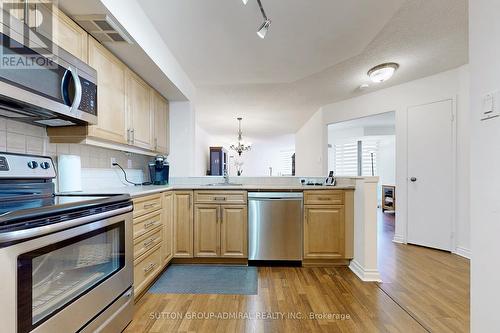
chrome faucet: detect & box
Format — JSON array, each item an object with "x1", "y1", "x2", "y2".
[{"x1": 223, "y1": 168, "x2": 230, "y2": 184}]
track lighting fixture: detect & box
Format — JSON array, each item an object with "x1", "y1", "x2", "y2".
[{"x1": 242, "y1": 0, "x2": 271, "y2": 39}]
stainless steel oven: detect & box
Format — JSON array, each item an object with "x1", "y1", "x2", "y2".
[
  {"x1": 0, "y1": 152, "x2": 134, "y2": 333},
  {"x1": 0, "y1": 4, "x2": 97, "y2": 126}
]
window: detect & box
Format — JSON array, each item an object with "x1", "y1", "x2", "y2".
[
  {"x1": 277, "y1": 149, "x2": 295, "y2": 176},
  {"x1": 333, "y1": 139, "x2": 379, "y2": 176},
  {"x1": 361, "y1": 139, "x2": 378, "y2": 176},
  {"x1": 333, "y1": 142, "x2": 358, "y2": 176}
]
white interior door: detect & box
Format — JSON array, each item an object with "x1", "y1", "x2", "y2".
[{"x1": 407, "y1": 100, "x2": 454, "y2": 251}]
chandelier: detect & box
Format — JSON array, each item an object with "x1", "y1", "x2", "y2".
[{"x1": 230, "y1": 117, "x2": 251, "y2": 156}]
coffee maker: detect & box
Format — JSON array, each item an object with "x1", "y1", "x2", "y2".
[{"x1": 148, "y1": 155, "x2": 169, "y2": 185}]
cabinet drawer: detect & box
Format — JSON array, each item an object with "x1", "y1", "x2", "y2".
[
  {"x1": 134, "y1": 243, "x2": 162, "y2": 297},
  {"x1": 133, "y1": 211, "x2": 162, "y2": 239},
  {"x1": 133, "y1": 194, "x2": 162, "y2": 218},
  {"x1": 304, "y1": 191, "x2": 344, "y2": 205},
  {"x1": 194, "y1": 191, "x2": 247, "y2": 204},
  {"x1": 134, "y1": 228, "x2": 162, "y2": 260}
]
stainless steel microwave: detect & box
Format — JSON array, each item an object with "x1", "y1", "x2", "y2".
[{"x1": 0, "y1": 8, "x2": 97, "y2": 126}]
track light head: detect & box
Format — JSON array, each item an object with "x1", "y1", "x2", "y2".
[{"x1": 257, "y1": 19, "x2": 271, "y2": 39}]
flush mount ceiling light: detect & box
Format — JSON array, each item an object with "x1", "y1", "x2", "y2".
[
  {"x1": 242, "y1": 0, "x2": 272, "y2": 39},
  {"x1": 367, "y1": 63, "x2": 399, "y2": 83}
]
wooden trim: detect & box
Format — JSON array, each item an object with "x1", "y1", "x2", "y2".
[
  {"x1": 302, "y1": 259, "x2": 350, "y2": 267},
  {"x1": 172, "y1": 258, "x2": 248, "y2": 265}
]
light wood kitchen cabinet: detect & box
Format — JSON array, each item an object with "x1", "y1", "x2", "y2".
[
  {"x1": 126, "y1": 69, "x2": 154, "y2": 150},
  {"x1": 303, "y1": 205, "x2": 345, "y2": 259},
  {"x1": 132, "y1": 194, "x2": 164, "y2": 299},
  {"x1": 162, "y1": 192, "x2": 174, "y2": 265},
  {"x1": 34, "y1": 3, "x2": 88, "y2": 62},
  {"x1": 220, "y1": 205, "x2": 248, "y2": 258},
  {"x1": 173, "y1": 191, "x2": 194, "y2": 258},
  {"x1": 194, "y1": 205, "x2": 220, "y2": 257},
  {"x1": 192, "y1": 191, "x2": 248, "y2": 259},
  {"x1": 87, "y1": 36, "x2": 127, "y2": 143},
  {"x1": 152, "y1": 90, "x2": 169, "y2": 155}
]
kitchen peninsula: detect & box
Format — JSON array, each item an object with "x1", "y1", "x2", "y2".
[{"x1": 72, "y1": 176, "x2": 379, "y2": 300}]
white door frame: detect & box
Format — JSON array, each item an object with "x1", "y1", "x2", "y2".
[{"x1": 404, "y1": 97, "x2": 457, "y2": 252}]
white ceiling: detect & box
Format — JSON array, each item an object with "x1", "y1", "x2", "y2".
[{"x1": 139, "y1": 0, "x2": 468, "y2": 136}]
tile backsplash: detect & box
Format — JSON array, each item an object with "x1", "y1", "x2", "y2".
[{"x1": 1, "y1": 118, "x2": 151, "y2": 187}]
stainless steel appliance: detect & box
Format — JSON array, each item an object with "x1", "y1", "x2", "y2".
[
  {"x1": 148, "y1": 155, "x2": 169, "y2": 185},
  {"x1": 0, "y1": 7, "x2": 97, "y2": 126},
  {"x1": 248, "y1": 192, "x2": 303, "y2": 261},
  {"x1": 0, "y1": 152, "x2": 133, "y2": 333}
]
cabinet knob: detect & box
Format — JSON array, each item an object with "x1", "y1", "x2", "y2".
[{"x1": 410, "y1": 177, "x2": 417, "y2": 182}]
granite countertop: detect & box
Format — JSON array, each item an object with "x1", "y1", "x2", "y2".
[{"x1": 63, "y1": 184, "x2": 355, "y2": 198}]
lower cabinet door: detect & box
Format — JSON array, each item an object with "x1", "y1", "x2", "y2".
[
  {"x1": 220, "y1": 205, "x2": 248, "y2": 258},
  {"x1": 303, "y1": 205, "x2": 345, "y2": 259},
  {"x1": 162, "y1": 192, "x2": 174, "y2": 265},
  {"x1": 194, "y1": 205, "x2": 220, "y2": 257},
  {"x1": 173, "y1": 191, "x2": 193, "y2": 258}
]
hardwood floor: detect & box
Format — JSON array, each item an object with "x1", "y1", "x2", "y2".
[
  {"x1": 377, "y1": 212, "x2": 470, "y2": 333},
  {"x1": 126, "y1": 211, "x2": 470, "y2": 333}
]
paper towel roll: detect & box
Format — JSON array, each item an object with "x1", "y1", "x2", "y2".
[{"x1": 58, "y1": 155, "x2": 82, "y2": 193}]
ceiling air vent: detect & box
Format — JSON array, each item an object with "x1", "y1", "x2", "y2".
[{"x1": 72, "y1": 14, "x2": 134, "y2": 44}]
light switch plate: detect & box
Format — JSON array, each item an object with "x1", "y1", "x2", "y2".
[{"x1": 481, "y1": 91, "x2": 500, "y2": 121}]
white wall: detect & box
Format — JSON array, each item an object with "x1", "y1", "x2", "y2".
[
  {"x1": 169, "y1": 101, "x2": 196, "y2": 177},
  {"x1": 296, "y1": 110, "x2": 324, "y2": 176},
  {"x1": 196, "y1": 133, "x2": 295, "y2": 177},
  {"x1": 194, "y1": 124, "x2": 210, "y2": 176},
  {"x1": 470, "y1": 1, "x2": 500, "y2": 331},
  {"x1": 296, "y1": 65, "x2": 470, "y2": 254}
]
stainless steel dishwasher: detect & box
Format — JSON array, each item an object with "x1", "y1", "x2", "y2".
[{"x1": 248, "y1": 192, "x2": 303, "y2": 261}]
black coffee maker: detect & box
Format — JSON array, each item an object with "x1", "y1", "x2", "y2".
[{"x1": 148, "y1": 155, "x2": 169, "y2": 185}]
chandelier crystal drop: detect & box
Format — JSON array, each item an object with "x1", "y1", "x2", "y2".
[{"x1": 230, "y1": 117, "x2": 251, "y2": 156}]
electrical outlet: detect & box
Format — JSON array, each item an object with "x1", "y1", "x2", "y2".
[
  {"x1": 110, "y1": 157, "x2": 117, "y2": 168},
  {"x1": 127, "y1": 159, "x2": 132, "y2": 169}
]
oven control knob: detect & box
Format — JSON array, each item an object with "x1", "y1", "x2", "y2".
[
  {"x1": 40, "y1": 162, "x2": 51, "y2": 169},
  {"x1": 27, "y1": 161, "x2": 38, "y2": 169}
]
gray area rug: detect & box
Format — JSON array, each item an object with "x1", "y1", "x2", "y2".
[{"x1": 148, "y1": 265, "x2": 258, "y2": 295}]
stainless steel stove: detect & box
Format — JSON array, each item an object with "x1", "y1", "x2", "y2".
[{"x1": 0, "y1": 152, "x2": 133, "y2": 333}]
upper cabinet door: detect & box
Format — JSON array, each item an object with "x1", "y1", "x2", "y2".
[
  {"x1": 126, "y1": 70, "x2": 153, "y2": 150},
  {"x1": 34, "y1": 3, "x2": 88, "y2": 62},
  {"x1": 87, "y1": 37, "x2": 127, "y2": 144},
  {"x1": 152, "y1": 90, "x2": 169, "y2": 155}
]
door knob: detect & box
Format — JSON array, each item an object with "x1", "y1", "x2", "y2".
[{"x1": 410, "y1": 177, "x2": 417, "y2": 182}]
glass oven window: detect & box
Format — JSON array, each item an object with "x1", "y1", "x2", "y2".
[{"x1": 17, "y1": 222, "x2": 125, "y2": 333}]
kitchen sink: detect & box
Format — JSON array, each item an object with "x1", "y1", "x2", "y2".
[{"x1": 205, "y1": 183, "x2": 243, "y2": 186}]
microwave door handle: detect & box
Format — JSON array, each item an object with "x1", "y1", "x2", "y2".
[{"x1": 61, "y1": 66, "x2": 82, "y2": 113}]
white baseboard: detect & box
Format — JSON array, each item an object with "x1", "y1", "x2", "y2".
[
  {"x1": 454, "y1": 246, "x2": 471, "y2": 259},
  {"x1": 392, "y1": 233, "x2": 405, "y2": 243},
  {"x1": 349, "y1": 260, "x2": 382, "y2": 282}
]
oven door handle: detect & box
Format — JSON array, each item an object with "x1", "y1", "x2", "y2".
[{"x1": 0, "y1": 205, "x2": 132, "y2": 246}]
